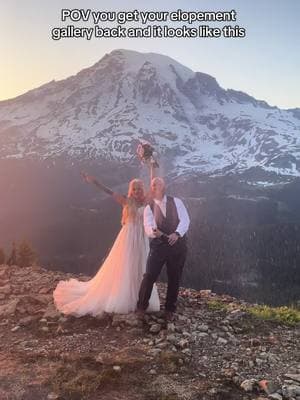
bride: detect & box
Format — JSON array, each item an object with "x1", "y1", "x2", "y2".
[{"x1": 53, "y1": 173, "x2": 160, "y2": 317}]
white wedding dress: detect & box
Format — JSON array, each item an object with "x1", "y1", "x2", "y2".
[{"x1": 53, "y1": 206, "x2": 160, "y2": 316}]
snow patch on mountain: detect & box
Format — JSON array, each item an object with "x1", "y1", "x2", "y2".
[{"x1": 0, "y1": 49, "x2": 299, "y2": 177}]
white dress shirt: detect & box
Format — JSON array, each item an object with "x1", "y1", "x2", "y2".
[{"x1": 144, "y1": 195, "x2": 190, "y2": 238}]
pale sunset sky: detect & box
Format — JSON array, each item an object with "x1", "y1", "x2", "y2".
[{"x1": 1, "y1": 0, "x2": 299, "y2": 109}]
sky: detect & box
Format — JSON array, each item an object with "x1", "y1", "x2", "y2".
[{"x1": 1, "y1": 0, "x2": 299, "y2": 109}]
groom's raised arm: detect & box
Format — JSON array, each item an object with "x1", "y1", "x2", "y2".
[
  {"x1": 174, "y1": 198, "x2": 190, "y2": 237},
  {"x1": 144, "y1": 205, "x2": 157, "y2": 238}
]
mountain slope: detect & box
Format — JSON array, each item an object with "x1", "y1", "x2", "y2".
[{"x1": 0, "y1": 49, "x2": 299, "y2": 177}]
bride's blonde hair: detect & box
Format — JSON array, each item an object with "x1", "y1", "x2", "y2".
[{"x1": 121, "y1": 179, "x2": 145, "y2": 225}]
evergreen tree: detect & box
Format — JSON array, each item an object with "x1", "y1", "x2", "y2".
[
  {"x1": 0, "y1": 248, "x2": 5, "y2": 264},
  {"x1": 7, "y1": 241, "x2": 17, "y2": 266},
  {"x1": 17, "y1": 240, "x2": 37, "y2": 267}
]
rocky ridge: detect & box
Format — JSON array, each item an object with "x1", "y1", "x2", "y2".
[
  {"x1": 0, "y1": 264, "x2": 299, "y2": 400},
  {"x1": 0, "y1": 49, "x2": 299, "y2": 178}
]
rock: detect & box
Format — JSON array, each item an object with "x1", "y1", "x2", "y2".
[
  {"x1": 178, "y1": 339, "x2": 189, "y2": 349},
  {"x1": 39, "y1": 287, "x2": 50, "y2": 294},
  {"x1": 181, "y1": 348, "x2": 192, "y2": 356},
  {"x1": 198, "y1": 323, "x2": 209, "y2": 332},
  {"x1": 112, "y1": 313, "x2": 140, "y2": 327},
  {"x1": 177, "y1": 314, "x2": 188, "y2": 322},
  {"x1": 166, "y1": 334, "x2": 177, "y2": 345},
  {"x1": 228, "y1": 309, "x2": 246, "y2": 320},
  {"x1": 240, "y1": 379, "x2": 257, "y2": 392},
  {"x1": 199, "y1": 290, "x2": 211, "y2": 297},
  {"x1": 156, "y1": 342, "x2": 168, "y2": 349},
  {"x1": 167, "y1": 323, "x2": 175, "y2": 332},
  {"x1": 149, "y1": 369, "x2": 157, "y2": 375},
  {"x1": 0, "y1": 284, "x2": 12, "y2": 295},
  {"x1": 19, "y1": 316, "x2": 36, "y2": 326},
  {"x1": 29, "y1": 294, "x2": 52, "y2": 305},
  {"x1": 95, "y1": 355, "x2": 104, "y2": 363},
  {"x1": 148, "y1": 348, "x2": 162, "y2": 356},
  {"x1": 282, "y1": 384, "x2": 300, "y2": 398},
  {"x1": 269, "y1": 394, "x2": 283, "y2": 400},
  {"x1": 149, "y1": 324, "x2": 161, "y2": 334},
  {"x1": 0, "y1": 266, "x2": 10, "y2": 279},
  {"x1": 47, "y1": 393, "x2": 60, "y2": 400},
  {"x1": 11, "y1": 326, "x2": 20, "y2": 332},
  {"x1": 268, "y1": 353, "x2": 278, "y2": 364},
  {"x1": 0, "y1": 298, "x2": 19, "y2": 316},
  {"x1": 226, "y1": 332, "x2": 238, "y2": 344},
  {"x1": 113, "y1": 365, "x2": 121, "y2": 372},
  {"x1": 250, "y1": 338, "x2": 261, "y2": 346},
  {"x1": 43, "y1": 304, "x2": 61, "y2": 320},
  {"x1": 284, "y1": 374, "x2": 300, "y2": 384},
  {"x1": 217, "y1": 337, "x2": 228, "y2": 345},
  {"x1": 258, "y1": 379, "x2": 280, "y2": 395},
  {"x1": 284, "y1": 380, "x2": 297, "y2": 385}
]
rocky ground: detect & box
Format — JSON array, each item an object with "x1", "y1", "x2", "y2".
[{"x1": 0, "y1": 264, "x2": 299, "y2": 400}]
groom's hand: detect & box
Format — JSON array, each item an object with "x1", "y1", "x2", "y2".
[
  {"x1": 153, "y1": 228, "x2": 163, "y2": 238},
  {"x1": 168, "y1": 233, "x2": 179, "y2": 246}
]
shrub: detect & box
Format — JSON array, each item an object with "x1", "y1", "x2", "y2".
[{"x1": 247, "y1": 304, "x2": 300, "y2": 326}]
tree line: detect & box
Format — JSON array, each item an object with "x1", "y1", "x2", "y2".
[{"x1": 0, "y1": 240, "x2": 37, "y2": 267}]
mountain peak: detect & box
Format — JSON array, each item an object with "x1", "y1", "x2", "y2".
[
  {"x1": 92, "y1": 48, "x2": 195, "y2": 82},
  {"x1": 0, "y1": 49, "x2": 299, "y2": 177}
]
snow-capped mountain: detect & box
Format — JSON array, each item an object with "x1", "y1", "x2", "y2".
[{"x1": 0, "y1": 49, "x2": 299, "y2": 177}]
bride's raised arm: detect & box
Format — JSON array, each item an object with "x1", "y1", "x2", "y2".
[{"x1": 81, "y1": 172, "x2": 126, "y2": 206}]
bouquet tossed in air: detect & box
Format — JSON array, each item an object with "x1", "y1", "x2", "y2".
[{"x1": 136, "y1": 141, "x2": 159, "y2": 168}]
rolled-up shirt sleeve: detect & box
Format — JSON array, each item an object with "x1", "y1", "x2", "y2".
[
  {"x1": 174, "y1": 198, "x2": 190, "y2": 237},
  {"x1": 144, "y1": 204, "x2": 157, "y2": 238}
]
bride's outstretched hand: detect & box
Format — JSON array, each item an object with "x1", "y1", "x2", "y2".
[{"x1": 81, "y1": 172, "x2": 96, "y2": 184}]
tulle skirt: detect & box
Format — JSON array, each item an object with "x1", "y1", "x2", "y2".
[{"x1": 53, "y1": 221, "x2": 160, "y2": 316}]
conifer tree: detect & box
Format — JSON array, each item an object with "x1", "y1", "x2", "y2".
[
  {"x1": 0, "y1": 248, "x2": 5, "y2": 264},
  {"x1": 17, "y1": 240, "x2": 37, "y2": 267},
  {"x1": 7, "y1": 241, "x2": 17, "y2": 266}
]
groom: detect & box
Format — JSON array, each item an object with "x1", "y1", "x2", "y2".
[{"x1": 137, "y1": 177, "x2": 190, "y2": 320}]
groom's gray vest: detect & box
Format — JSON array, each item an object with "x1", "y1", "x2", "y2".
[{"x1": 149, "y1": 196, "x2": 180, "y2": 236}]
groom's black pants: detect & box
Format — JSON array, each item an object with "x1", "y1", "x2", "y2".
[{"x1": 137, "y1": 237, "x2": 187, "y2": 312}]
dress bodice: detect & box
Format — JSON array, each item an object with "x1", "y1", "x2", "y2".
[{"x1": 123, "y1": 205, "x2": 145, "y2": 226}]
